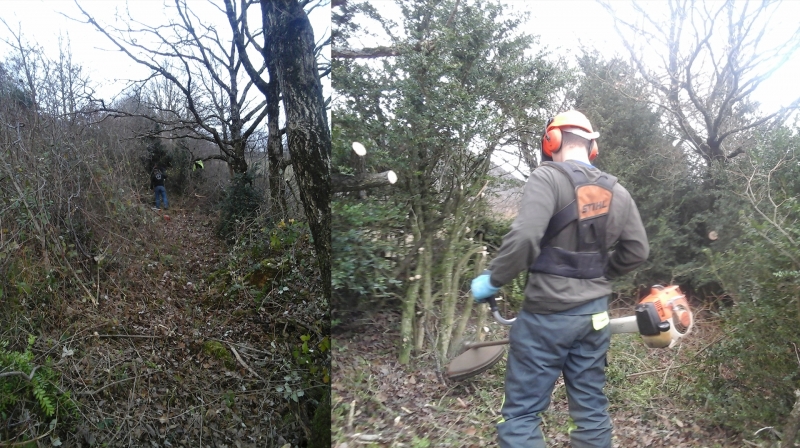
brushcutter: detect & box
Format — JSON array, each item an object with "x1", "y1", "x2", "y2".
[{"x1": 445, "y1": 284, "x2": 694, "y2": 381}]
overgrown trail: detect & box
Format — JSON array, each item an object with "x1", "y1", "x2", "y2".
[{"x1": 34, "y1": 199, "x2": 326, "y2": 447}]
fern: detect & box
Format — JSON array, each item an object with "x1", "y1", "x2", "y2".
[
  {"x1": 0, "y1": 335, "x2": 75, "y2": 430},
  {"x1": 32, "y1": 378, "x2": 55, "y2": 417}
]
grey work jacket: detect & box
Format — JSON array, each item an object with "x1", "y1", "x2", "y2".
[{"x1": 488, "y1": 160, "x2": 649, "y2": 314}]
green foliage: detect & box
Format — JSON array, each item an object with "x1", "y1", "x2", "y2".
[
  {"x1": 309, "y1": 386, "x2": 331, "y2": 448},
  {"x1": 605, "y1": 334, "x2": 666, "y2": 408},
  {"x1": 202, "y1": 340, "x2": 234, "y2": 369},
  {"x1": 216, "y1": 170, "x2": 264, "y2": 239},
  {"x1": 687, "y1": 129, "x2": 800, "y2": 434},
  {"x1": 209, "y1": 217, "x2": 316, "y2": 307},
  {"x1": 207, "y1": 213, "x2": 329, "y2": 442},
  {"x1": 692, "y1": 288, "x2": 800, "y2": 433},
  {"x1": 165, "y1": 144, "x2": 200, "y2": 195},
  {"x1": 332, "y1": 199, "x2": 405, "y2": 309},
  {"x1": 573, "y1": 53, "x2": 723, "y2": 295},
  {"x1": 0, "y1": 336, "x2": 77, "y2": 433}
]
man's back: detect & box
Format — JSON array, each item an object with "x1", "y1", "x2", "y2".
[{"x1": 489, "y1": 160, "x2": 649, "y2": 313}]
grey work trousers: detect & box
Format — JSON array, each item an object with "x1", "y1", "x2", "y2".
[{"x1": 496, "y1": 298, "x2": 612, "y2": 448}]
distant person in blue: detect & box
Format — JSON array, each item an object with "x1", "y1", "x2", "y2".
[{"x1": 150, "y1": 164, "x2": 168, "y2": 210}]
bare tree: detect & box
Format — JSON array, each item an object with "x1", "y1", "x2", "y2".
[
  {"x1": 602, "y1": 0, "x2": 800, "y2": 165},
  {"x1": 223, "y1": 0, "x2": 331, "y2": 301},
  {"x1": 74, "y1": 0, "x2": 270, "y2": 176}
]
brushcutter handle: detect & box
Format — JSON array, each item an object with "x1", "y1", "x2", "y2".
[{"x1": 486, "y1": 295, "x2": 516, "y2": 326}]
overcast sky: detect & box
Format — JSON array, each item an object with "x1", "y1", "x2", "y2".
[
  {"x1": 0, "y1": 0, "x2": 331, "y2": 101},
  {"x1": 512, "y1": 0, "x2": 800, "y2": 113},
  {"x1": 2, "y1": 1, "x2": 797, "y2": 119},
  {"x1": 343, "y1": 0, "x2": 800, "y2": 115}
]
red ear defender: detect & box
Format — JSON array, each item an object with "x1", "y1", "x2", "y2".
[
  {"x1": 541, "y1": 117, "x2": 560, "y2": 159},
  {"x1": 541, "y1": 126, "x2": 562, "y2": 158}
]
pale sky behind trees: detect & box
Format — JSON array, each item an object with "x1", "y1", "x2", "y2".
[
  {"x1": 0, "y1": 0, "x2": 331, "y2": 102},
  {"x1": 3, "y1": 1, "x2": 797, "y2": 111}
]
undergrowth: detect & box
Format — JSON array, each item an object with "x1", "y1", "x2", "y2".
[
  {"x1": 208, "y1": 214, "x2": 330, "y2": 443},
  {"x1": 216, "y1": 170, "x2": 264, "y2": 240},
  {"x1": 0, "y1": 335, "x2": 78, "y2": 443}
]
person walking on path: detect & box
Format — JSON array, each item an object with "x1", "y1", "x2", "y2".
[
  {"x1": 151, "y1": 164, "x2": 168, "y2": 210},
  {"x1": 470, "y1": 110, "x2": 650, "y2": 448}
]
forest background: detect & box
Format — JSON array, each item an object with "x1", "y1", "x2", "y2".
[{"x1": 331, "y1": 0, "x2": 800, "y2": 446}]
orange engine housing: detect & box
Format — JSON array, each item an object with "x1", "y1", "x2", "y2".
[{"x1": 637, "y1": 285, "x2": 693, "y2": 348}]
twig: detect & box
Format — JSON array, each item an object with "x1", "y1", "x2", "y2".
[
  {"x1": 627, "y1": 362, "x2": 699, "y2": 378},
  {"x1": 210, "y1": 338, "x2": 271, "y2": 355},
  {"x1": 661, "y1": 342, "x2": 681, "y2": 386},
  {"x1": 282, "y1": 316, "x2": 321, "y2": 338},
  {"x1": 0, "y1": 366, "x2": 39, "y2": 381},
  {"x1": 0, "y1": 426, "x2": 54, "y2": 447},
  {"x1": 77, "y1": 376, "x2": 134, "y2": 396},
  {"x1": 228, "y1": 344, "x2": 263, "y2": 380},
  {"x1": 95, "y1": 334, "x2": 161, "y2": 339},
  {"x1": 347, "y1": 399, "x2": 356, "y2": 431},
  {"x1": 77, "y1": 371, "x2": 157, "y2": 396}
]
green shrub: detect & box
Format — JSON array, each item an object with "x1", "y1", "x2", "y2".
[
  {"x1": 165, "y1": 144, "x2": 199, "y2": 195},
  {"x1": 332, "y1": 199, "x2": 405, "y2": 309},
  {"x1": 688, "y1": 134, "x2": 800, "y2": 433},
  {"x1": 217, "y1": 170, "x2": 264, "y2": 239},
  {"x1": 691, "y1": 284, "x2": 800, "y2": 433}
]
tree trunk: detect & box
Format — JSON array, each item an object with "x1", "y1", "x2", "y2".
[
  {"x1": 783, "y1": 390, "x2": 800, "y2": 448},
  {"x1": 452, "y1": 250, "x2": 488, "y2": 357},
  {"x1": 445, "y1": 244, "x2": 487, "y2": 358},
  {"x1": 262, "y1": 0, "x2": 331, "y2": 299},
  {"x1": 265, "y1": 55, "x2": 286, "y2": 215},
  {"x1": 230, "y1": 141, "x2": 249, "y2": 174},
  {"x1": 414, "y1": 235, "x2": 434, "y2": 353},
  {"x1": 399, "y1": 252, "x2": 423, "y2": 365},
  {"x1": 436, "y1": 227, "x2": 458, "y2": 358}
]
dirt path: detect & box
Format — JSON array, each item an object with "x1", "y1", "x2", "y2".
[
  {"x1": 331, "y1": 310, "x2": 742, "y2": 447},
  {"x1": 34, "y1": 199, "x2": 325, "y2": 447}
]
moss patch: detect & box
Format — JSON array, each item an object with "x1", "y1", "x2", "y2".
[{"x1": 202, "y1": 340, "x2": 234, "y2": 369}]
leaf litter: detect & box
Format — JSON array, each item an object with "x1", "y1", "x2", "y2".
[{"x1": 21, "y1": 199, "x2": 327, "y2": 447}]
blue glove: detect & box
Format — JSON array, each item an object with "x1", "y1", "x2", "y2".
[{"x1": 471, "y1": 271, "x2": 500, "y2": 303}]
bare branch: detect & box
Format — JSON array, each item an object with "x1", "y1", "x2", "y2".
[
  {"x1": 606, "y1": 0, "x2": 800, "y2": 165},
  {"x1": 0, "y1": 366, "x2": 39, "y2": 381}
]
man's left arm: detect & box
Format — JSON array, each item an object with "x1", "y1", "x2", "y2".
[
  {"x1": 487, "y1": 169, "x2": 557, "y2": 287},
  {"x1": 606, "y1": 195, "x2": 649, "y2": 279}
]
